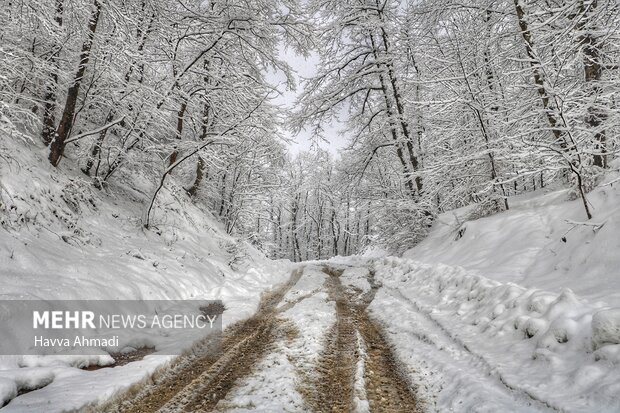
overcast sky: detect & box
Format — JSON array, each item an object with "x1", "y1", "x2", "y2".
[{"x1": 267, "y1": 47, "x2": 349, "y2": 157}]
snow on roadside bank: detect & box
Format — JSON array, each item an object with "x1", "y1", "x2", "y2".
[{"x1": 369, "y1": 257, "x2": 620, "y2": 412}]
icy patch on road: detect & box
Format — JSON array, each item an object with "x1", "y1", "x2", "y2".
[
  {"x1": 278, "y1": 266, "x2": 325, "y2": 309},
  {"x1": 281, "y1": 269, "x2": 335, "y2": 373},
  {"x1": 276, "y1": 266, "x2": 336, "y2": 371}
]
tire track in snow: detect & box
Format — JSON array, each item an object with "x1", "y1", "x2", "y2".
[
  {"x1": 95, "y1": 267, "x2": 303, "y2": 413},
  {"x1": 304, "y1": 266, "x2": 419, "y2": 413},
  {"x1": 307, "y1": 268, "x2": 357, "y2": 412}
]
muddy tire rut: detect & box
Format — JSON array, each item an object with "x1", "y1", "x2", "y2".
[
  {"x1": 96, "y1": 268, "x2": 303, "y2": 413},
  {"x1": 305, "y1": 267, "x2": 419, "y2": 413},
  {"x1": 96, "y1": 266, "x2": 418, "y2": 413}
]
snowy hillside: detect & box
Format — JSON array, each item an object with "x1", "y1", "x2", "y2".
[
  {"x1": 405, "y1": 160, "x2": 620, "y2": 307},
  {"x1": 0, "y1": 139, "x2": 292, "y2": 410}
]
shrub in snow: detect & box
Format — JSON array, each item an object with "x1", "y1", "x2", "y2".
[{"x1": 466, "y1": 196, "x2": 507, "y2": 222}]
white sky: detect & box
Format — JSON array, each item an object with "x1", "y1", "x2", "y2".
[{"x1": 268, "y1": 47, "x2": 349, "y2": 157}]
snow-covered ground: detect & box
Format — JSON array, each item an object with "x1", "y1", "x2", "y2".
[
  {"x1": 357, "y1": 165, "x2": 620, "y2": 412},
  {"x1": 0, "y1": 140, "x2": 293, "y2": 411},
  {"x1": 404, "y1": 161, "x2": 620, "y2": 307},
  {"x1": 3, "y1": 134, "x2": 620, "y2": 412},
  {"x1": 266, "y1": 173, "x2": 620, "y2": 412},
  {"x1": 369, "y1": 258, "x2": 620, "y2": 412}
]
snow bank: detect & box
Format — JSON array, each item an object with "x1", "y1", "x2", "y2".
[
  {"x1": 371, "y1": 257, "x2": 620, "y2": 412},
  {"x1": 592, "y1": 309, "x2": 620, "y2": 350}
]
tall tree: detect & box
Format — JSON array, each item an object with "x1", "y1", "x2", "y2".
[{"x1": 49, "y1": 0, "x2": 102, "y2": 166}]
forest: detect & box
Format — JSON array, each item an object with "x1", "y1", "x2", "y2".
[{"x1": 1, "y1": 0, "x2": 618, "y2": 260}]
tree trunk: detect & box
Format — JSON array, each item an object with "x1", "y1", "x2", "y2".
[
  {"x1": 49, "y1": 0, "x2": 102, "y2": 166},
  {"x1": 514, "y1": 0, "x2": 592, "y2": 219},
  {"x1": 482, "y1": 8, "x2": 509, "y2": 210},
  {"x1": 186, "y1": 156, "x2": 206, "y2": 197},
  {"x1": 368, "y1": 32, "x2": 416, "y2": 196},
  {"x1": 83, "y1": 6, "x2": 153, "y2": 177},
  {"x1": 187, "y1": 102, "x2": 211, "y2": 196},
  {"x1": 291, "y1": 194, "x2": 301, "y2": 262},
  {"x1": 375, "y1": 0, "x2": 423, "y2": 193},
  {"x1": 82, "y1": 110, "x2": 112, "y2": 176},
  {"x1": 330, "y1": 205, "x2": 339, "y2": 256},
  {"x1": 42, "y1": 0, "x2": 63, "y2": 146},
  {"x1": 578, "y1": 0, "x2": 607, "y2": 168},
  {"x1": 513, "y1": 0, "x2": 565, "y2": 146},
  {"x1": 169, "y1": 99, "x2": 188, "y2": 166}
]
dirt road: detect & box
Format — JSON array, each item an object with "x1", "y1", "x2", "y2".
[
  {"x1": 303, "y1": 267, "x2": 418, "y2": 413},
  {"x1": 97, "y1": 265, "x2": 418, "y2": 412}
]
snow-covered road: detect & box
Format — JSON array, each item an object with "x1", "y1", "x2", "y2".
[
  {"x1": 94, "y1": 264, "x2": 420, "y2": 412},
  {"x1": 180, "y1": 258, "x2": 620, "y2": 413},
  {"x1": 4, "y1": 259, "x2": 620, "y2": 412}
]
